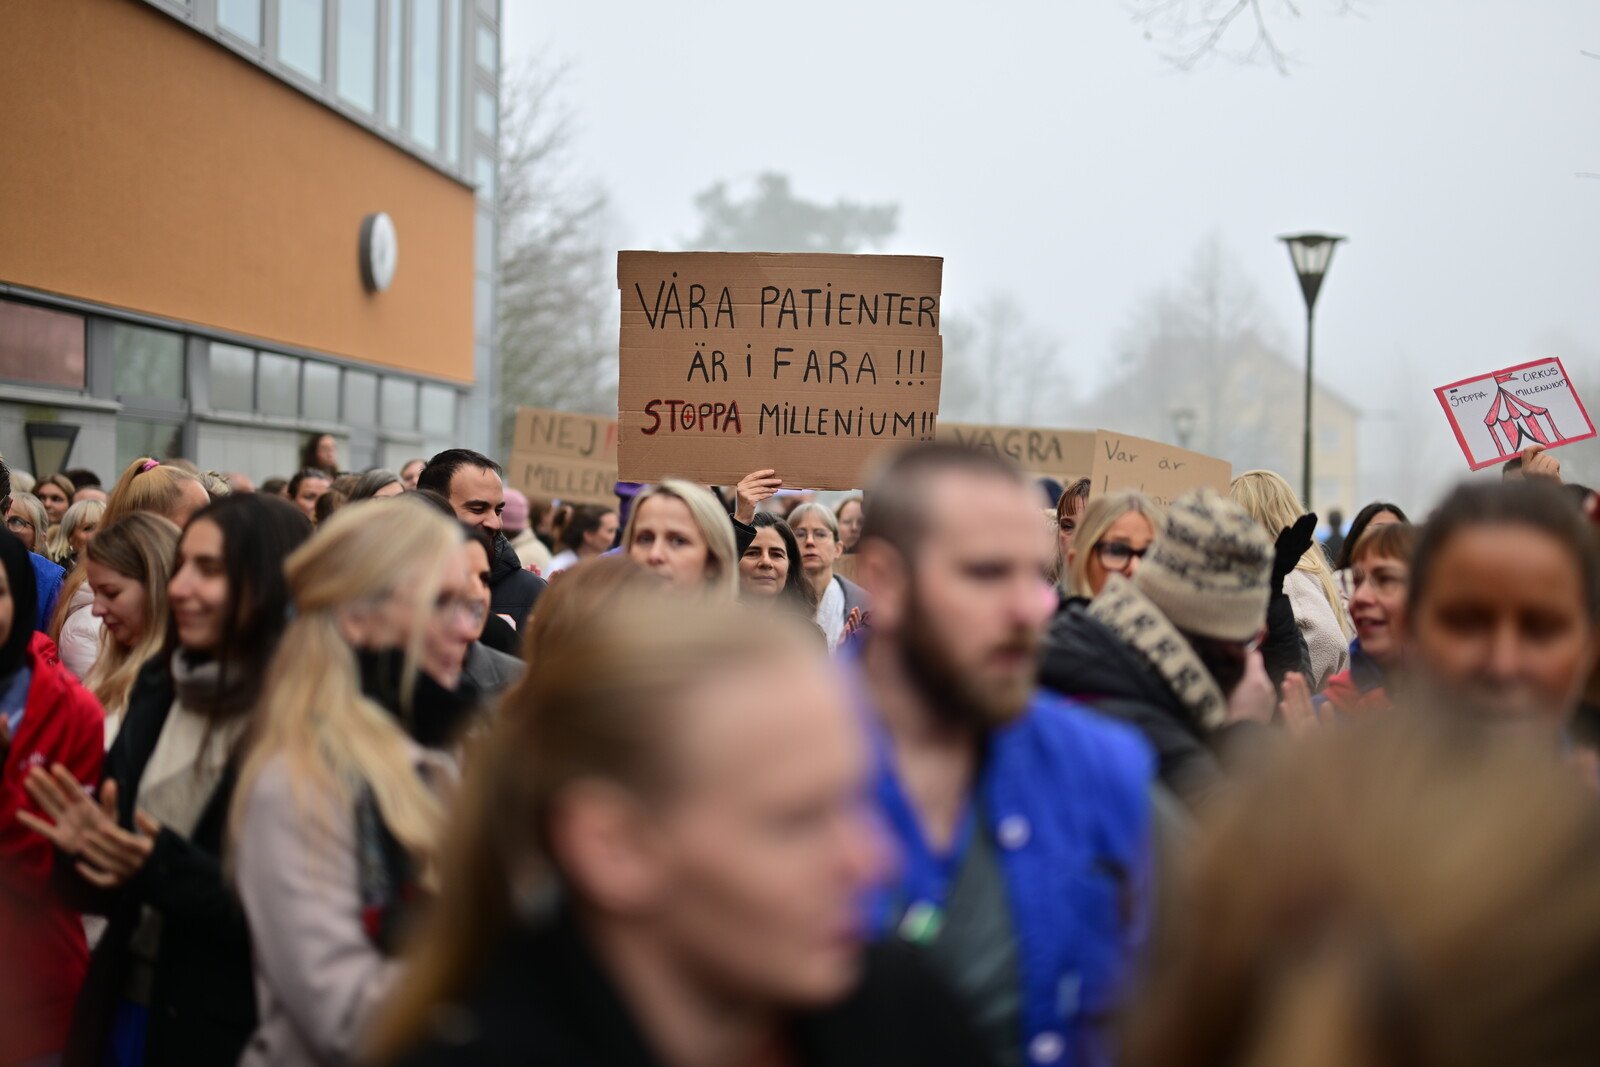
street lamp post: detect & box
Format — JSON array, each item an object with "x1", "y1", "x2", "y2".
[{"x1": 1279, "y1": 232, "x2": 1344, "y2": 508}]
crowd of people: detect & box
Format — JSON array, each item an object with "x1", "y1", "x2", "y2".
[{"x1": 3, "y1": 432, "x2": 1600, "y2": 1067}]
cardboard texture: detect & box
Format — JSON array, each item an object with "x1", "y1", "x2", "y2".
[
  {"x1": 617, "y1": 251, "x2": 943, "y2": 489},
  {"x1": 1433, "y1": 358, "x2": 1596, "y2": 471},
  {"x1": 940, "y1": 422, "x2": 1232, "y2": 506},
  {"x1": 506, "y1": 407, "x2": 619, "y2": 506}
]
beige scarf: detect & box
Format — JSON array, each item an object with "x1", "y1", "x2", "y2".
[{"x1": 1088, "y1": 575, "x2": 1229, "y2": 732}]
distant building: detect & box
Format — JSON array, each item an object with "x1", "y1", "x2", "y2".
[
  {"x1": 0, "y1": 0, "x2": 501, "y2": 481},
  {"x1": 1080, "y1": 339, "x2": 1361, "y2": 516}
]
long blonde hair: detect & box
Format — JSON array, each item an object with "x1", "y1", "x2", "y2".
[
  {"x1": 231, "y1": 498, "x2": 461, "y2": 875},
  {"x1": 1065, "y1": 492, "x2": 1164, "y2": 599},
  {"x1": 622, "y1": 479, "x2": 739, "y2": 600},
  {"x1": 82, "y1": 513, "x2": 181, "y2": 718},
  {"x1": 1230, "y1": 470, "x2": 1353, "y2": 639},
  {"x1": 367, "y1": 593, "x2": 815, "y2": 1062},
  {"x1": 45, "y1": 498, "x2": 104, "y2": 566}
]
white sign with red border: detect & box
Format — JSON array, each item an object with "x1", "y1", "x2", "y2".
[{"x1": 1434, "y1": 358, "x2": 1596, "y2": 471}]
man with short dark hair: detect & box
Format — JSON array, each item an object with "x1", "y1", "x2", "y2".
[
  {"x1": 418, "y1": 449, "x2": 545, "y2": 630},
  {"x1": 850, "y1": 442, "x2": 1155, "y2": 1067},
  {"x1": 0, "y1": 458, "x2": 63, "y2": 631}
]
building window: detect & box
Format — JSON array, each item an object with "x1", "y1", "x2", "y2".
[
  {"x1": 475, "y1": 24, "x2": 496, "y2": 74},
  {"x1": 443, "y1": 0, "x2": 460, "y2": 163},
  {"x1": 278, "y1": 0, "x2": 325, "y2": 81},
  {"x1": 112, "y1": 323, "x2": 184, "y2": 400},
  {"x1": 117, "y1": 418, "x2": 185, "y2": 470},
  {"x1": 385, "y1": 0, "x2": 403, "y2": 127},
  {"x1": 409, "y1": 0, "x2": 441, "y2": 150},
  {"x1": 1319, "y1": 425, "x2": 1342, "y2": 453},
  {"x1": 474, "y1": 154, "x2": 495, "y2": 200},
  {"x1": 476, "y1": 0, "x2": 494, "y2": 16},
  {"x1": 474, "y1": 87, "x2": 495, "y2": 139},
  {"x1": 257, "y1": 352, "x2": 301, "y2": 416},
  {"x1": 0, "y1": 299, "x2": 85, "y2": 388},
  {"x1": 420, "y1": 383, "x2": 457, "y2": 434},
  {"x1": 217, "y1": 0, "x2": 262, "y2": 45},
  {"x1": 381, "y1": 377, "x2": 418, "y2": 429},
  {"x1": 303, "y1": 360, "x2": 341, "y2": 421},
  {"x1": 337, "y1": 0, "x2": 379, "y2": 112},
  {"x1": 345, "y1": 368, "x2": 378, "y2": 425},
  {"x1": 209, "y1": 343, "x2": 255, "y2": 411}
]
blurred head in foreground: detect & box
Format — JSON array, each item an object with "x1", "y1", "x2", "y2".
[
  {"x1": 1127, "y1": 712, "x2": 1600, "y2": 1067},
  {"x1": 371, "y1": 582, "x2": 883, "y2": 1059}
]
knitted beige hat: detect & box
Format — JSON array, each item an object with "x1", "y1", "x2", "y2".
[{"x1": 1133, "y1": 487, "x2": 1272, "y2": 643}]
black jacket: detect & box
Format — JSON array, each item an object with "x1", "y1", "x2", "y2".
[
  {"x1": 1040, "y1": 602, "x2": 1228, "y2": 808},
  {"x1": 389, "y1": 914, "x2": 996, "y2": 1067},
  {"x1": 60, "y1": 658, "x2": 256, "y2": 1067},
  {"x1": 488, "y1": 533, "x2": 546, "y2": 631}
]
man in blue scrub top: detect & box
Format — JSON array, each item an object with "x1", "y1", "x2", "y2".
[{"x1": 848, "y1": 443, "x2": 1155, "y2": 1067}]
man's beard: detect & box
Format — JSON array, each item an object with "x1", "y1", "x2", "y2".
[{"x1": 898, "y1": 592, "x2": 1039, "y2": 731}]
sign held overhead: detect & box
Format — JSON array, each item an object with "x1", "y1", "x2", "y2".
[
  {"x1": 1433, "y1": 358, "x2": 1596, "y2": 470},
  {"x1": 505, "y1": 407, "x2": 619, "y2": 507},
  {"x1": 617, "y1": 251, "x2": 943, "y2": 489}
]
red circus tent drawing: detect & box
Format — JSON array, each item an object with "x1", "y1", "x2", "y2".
[{"x1": 1484, "y1": 373, "x2": 1562, "y2": 453}]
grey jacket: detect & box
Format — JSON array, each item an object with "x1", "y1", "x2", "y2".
[
  {"x1": 235, "y1": 749, "x2": 453, "y2": 1067},
  {"x1": 462, "y1": 641, "x2": 525, "y2": 703}
]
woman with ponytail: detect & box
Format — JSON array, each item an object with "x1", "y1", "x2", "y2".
[{"x1": 229, "y1": 497, "x2": 480, "y2": 1067}]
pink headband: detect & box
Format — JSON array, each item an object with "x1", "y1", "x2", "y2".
[{"x1": 139, "y1": 459, "x2": 160, "y2": 473}]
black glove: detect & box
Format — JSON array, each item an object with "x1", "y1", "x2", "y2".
[{"x1": 1270, "y1": 513, "x2": 1318, "y2": 596}]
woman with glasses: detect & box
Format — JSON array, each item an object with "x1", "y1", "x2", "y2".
[
  {"x1": 1061, "y1": 492, "x2": 1163, "y2": 603},
  {"x1": 229, "y1": 498, "x2": 477, "y2": 1067},
  {"x1": 788, "y1": 502, "x2": 868, "y2": 651},
  {"x1": 4, "y1": 492, "x2": 48, "y2": 555}
]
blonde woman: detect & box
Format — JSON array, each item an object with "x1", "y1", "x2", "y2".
[
  {"x1": 80, "y1": 513, "x2": 181, "y2": 743},
  {"x1": 103, "y1": 456, "x2": 211, "y2": 526},
  {"x1": 1230, "y1": 470, "x2": 1353, "y2": 689},
  {"x1": 1063, "y1": 492, "x2": 1164, "y2": 602},
  {"x1": 230, "y1": 498, "x2": 478, "y2": 1067},
  {"x1": 622, "y1": 479, "x2": 739, "y2": 599},
  {"x1": 45, "y1": 496, "x2": 104, "y2": 569}
]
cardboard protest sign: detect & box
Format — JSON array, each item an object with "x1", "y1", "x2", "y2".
[
  {"x1": 617, "y1": 251, "x2": 942, "y2": 489},
  {"x1": 505, "y1": 407, "x2": 619, "y2": 506},
  {"x1": 939, "y1": 422, "x2": 1231, "y2": 507},
  {"x1": 1434, "y1": 358, "x2": 1596, "y2": 471}
]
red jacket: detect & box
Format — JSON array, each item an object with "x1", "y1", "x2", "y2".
[{"x1": 0, "y1": 633, "x2": 105, "y2": 1065}]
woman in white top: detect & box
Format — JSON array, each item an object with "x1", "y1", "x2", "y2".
[
  {"x1": 546, "y1": 504, "x2": 619, "y2": 576},
  {"x1": 81, "y1": 513, "x2": 181, "y2": 745}
]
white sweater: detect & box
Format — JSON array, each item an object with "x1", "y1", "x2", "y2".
[{"x1": 1285, "y1": 570, "x2": 1351, "y2": 691}]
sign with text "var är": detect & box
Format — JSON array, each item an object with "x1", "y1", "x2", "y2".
[
  {"x1": 616, "y1": 251, "x2": 943, "y2": 489},
  {"x1": 938, "y1": 422, "x2": 1232, "y2": 506}
]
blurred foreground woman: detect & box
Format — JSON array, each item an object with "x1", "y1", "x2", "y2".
[
  {"x1": 230, "y1": 500, "x2": 472, "y2": 1066},
  {"x1": 1126, "y1": 713, "x2": 1600, "y2": 1067},
  {"x1": 371, "y1": 599, "x2": 994, "y2": 1067}
]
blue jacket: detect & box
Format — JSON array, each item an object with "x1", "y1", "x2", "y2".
[
  {"x1": 854, "y1": 671, "x2": 1156, "y2": 1067},
  {"x1": 28, "y1": 552, "x2": 63, "y2": 632}
]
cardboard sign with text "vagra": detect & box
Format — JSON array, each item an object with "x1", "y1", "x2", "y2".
[
  {"x1": 617, "y1": 251, "x2": 942, "y2": 489},
  {"x1": 939, "y1": 422, "x2": 1231, "y2": 506},
  {"x1": 1433, "y1": 357, "x2": 1597, "y2": 470},
  {"x1": 505, "y1": 407, "x2": 619, "y2": 507}
]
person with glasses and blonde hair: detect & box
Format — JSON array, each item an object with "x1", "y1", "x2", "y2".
[
  {"x1": 229, "y1": 498, "x2": 479, "y2": 1067},
  {"x1": 623, "y1": 480, "x2": 740, "y2": 599},
  {"x1": 1061, "y1": 492, "x2": 1163, "y2": 602}
]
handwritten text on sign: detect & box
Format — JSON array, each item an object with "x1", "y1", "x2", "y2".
[
  {"x1": 1433, "y1": 358, "x2": 1597, "y2": 470},
  {"x1": 616, "y1": 251, "x2": 943, "y2": 489},
  {"x1": 505, "y1": 408, "x2": 619, "y2": 506}
]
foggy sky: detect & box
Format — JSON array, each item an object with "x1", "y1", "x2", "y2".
[{"x1": 505, "y1": 0, "x2": 1600, "y2": 508}]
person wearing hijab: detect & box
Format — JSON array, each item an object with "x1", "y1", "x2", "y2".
[{"x1": 0, "y1": 529, "x2": 106, "y2": 1065}]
